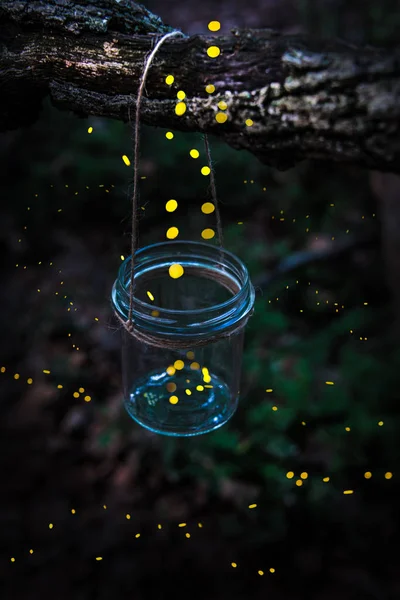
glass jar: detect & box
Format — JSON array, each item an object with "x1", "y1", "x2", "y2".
[{"x1": 111, "y1": 240, "x2": 255, "y2": 437}]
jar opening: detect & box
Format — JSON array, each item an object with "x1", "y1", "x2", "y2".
[{"x1": 112, "y1": 240, "x2": 254, "y2": 338}]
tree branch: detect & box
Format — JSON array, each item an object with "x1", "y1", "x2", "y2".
[{"x1": 1, "y1": 0, "x2": 399, "y2": 171}]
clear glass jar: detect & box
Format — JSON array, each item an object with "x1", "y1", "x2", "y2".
[{"x1": 111, "y1": 240, "x2": 255, "y2": 437}]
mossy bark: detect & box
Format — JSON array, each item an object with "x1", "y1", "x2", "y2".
[{"x1": 0, "y1": 0, "x2": 399, "y2": 171}]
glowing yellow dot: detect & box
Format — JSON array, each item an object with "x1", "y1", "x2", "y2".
[
  {"x1": 165, "y1": 131, "x2": 174, "y2": 139},
  {"x1": 57, "y1": 385, "x2": 63, "y2": 389},
  {"x1": 169, "y1": 395, "x2": 179, "y2": 404},
  {"x1": 166, "y1": 382, "x2": 177, "y2": 393},
  {"x1": 215, "y1": 112, "x2": 228, "y2": 124},
  {"x1": 151, "y1": 310, "x2": 160, "y2": 317},
  {"x1": 167, "y1": 366, "x2": 176, "y2": 376},
  {"x1": 177, "y1": 90, "x2": 186, "y2": 100},
  {"x1": 201, "y1": 166, "x2": 211, "y2": 176},
  {"x1": 73, "y1": 392, "x2": 79, "y2": 398},
  {"x1": 146, "y1": 290, "x2": 154, "y2": 301},
  {"x1": 385, "y1": 472, "x2": 393, "y2": 479},
  {"x1": 49, "y1": 523, "x2": 54, "y2": 529},
  {"x1": 258, "y1": 570, "x2": 264, "y2": 576},
  {"x1": 218, "y1": 101, "x2": 227, "y2": 111},
  {"x1": 323, "y1": 477, "x2": 330, "y2": 482},
  {"x1": 29, "y1": 549, "x2": 34, "y2": 554},
  {"x1": 14, "y1": 373, "x2": 20, "y2": 380},
  {"x1": 166, "y1": 226, "x2": 179, "y2": 239},
  {"x1": 165, "y1": 75, "x2": 174, "y2": 85},
  {"x1": 295, "y1": 479, "x2": 303, "y2": 487},
  {"x1": 169, "y1": 263, "x2": 184, "y2": 279},
  {"x1": 207, "y1": 46, "x2": 221, "y2": 58},
  {"x1": 196, "y1": 385, "x2": 204, "y2": 391},
  {"x1": 378, "y1": 421, "x2": 384, "y2": 426},
  {"x1": 201, "y1": 202, "x2": 215, "y2": 214},
  {"x1": 208, "y1": 21, "x2": 221, "y2": 31},
  {"x1": 185, "y1": 389, "x2": 192, "y2": 395},
  {"x1": 186, "y1": 351, "x2": 195, "y2": 359},
  {"x1": 157, "y1": 524, "x2": 162, "y2": 529},
  {"x1": 205, "y1": 84, "x2": 215, "y2": 94},
  {"x1": 248, "y1": 504, "x2": 257, "y2": 509},
  {"x1": 175, "y1": 102, "x2": 187, "y2": 116},
  {"x1": 201, "y1": 228, "x2": 215, "y2": 240},
  {"x1": 84, "y1": 395, "x2": 91, "y2": 402},
  {"x1": 185, "y1": 533, "x2": 191, "y2": 538},
  {"x1": 300, "y1": 472, "x2": 308, "y2": 480},
  {"x1": 71, "y1": 509, "x2": 76, "y2": 514},
  {"x1": 343, "y1": 490, "x2": 354, "y2": 495},
  {"x1": 11, "y1": 557, "x2": 15, "y2": 562},
  {"x1": 79, "y1": 387, "x2": 85, "y2": 393},
  {"x1": 1, "y1": 367, "x2": 5, "y2": 373},
  {"x1": 266, "y1": 388, "x2": 273, "y2": 392},
  {"x1": 122, "y1": 155, "x2": 131, "y2": 166},
  {"x1": 190, "y1": 362, "x2": 200, "y2": 370},
  {"x1": 96, "y1": 557, "x2": 103, "y2": 561},
  {"x1": 245, "y1": 119, "x2": 253, "y2": 127},
  {"x1": 88, "y1": 126, "x2": 93, "y2": 134},
  {"x1": 27, "y1": 378, "x2": 33, "y2": 384},
  {"x1": 272, "y1": 406, "x2": 278, "y2": 411},
  {"x1": 286, "y1": 471, "x2": 294, "y2": 479},
  {"x1": 174, "y1": 360, "x2": 184, "y2": 370},
  {"x1": 190, "y1": 149, "x2": 200, "y2": 159},
  {"x1": 178, "y1": 523, "x2": 187, "y2": 528},
  {"x1": 364, "y1": 471, "x2": 372, "y2": 479},
  {"x1": 302, "y1": 421, "x2": 306, "y2": 426},
  {"x1": 126, "y1": 514, "x2": 131, "y2": 520},
  {"x1": 231, "y1": 562, "x2": 237, "y2": 568},
  {"x1": 166, "y1": 199, "x2": 178, "y2": 212},
  {"x1": 325, "y1": 381, "x2": 334, "y2": 385},
  {"x1": 270, "y1": 568, "x2": 275, "y2": 573}
]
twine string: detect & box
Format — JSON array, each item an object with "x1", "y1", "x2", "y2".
[
  {"x1": 122, "y1": 29, "x2": 228, "y2": 344},
  {"x1": 128, "y1": 30, "x2": 184, "y2": 328}
]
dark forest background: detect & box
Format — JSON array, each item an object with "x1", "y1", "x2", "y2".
[{"x1": 1, "y1": 1, "x2": 400, "y2": 598}]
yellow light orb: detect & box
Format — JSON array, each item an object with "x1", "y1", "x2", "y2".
[
  {"x1": 205, "y1": 84, "x2": 215, "y2": 94},
  {"x1": 190, "y1": 149, "x2": 200, "y2": 159},
  {"x1": 175, "y1": 102, "x2": 187, "y2": 116},
  {"x1": 207, "y1": 46, "x2": 221, "y2": 58},
  {"x1": 169, "y1": 263, "x2": 184, "y2": 279},
  {"x1": 169, "y1": 395, "x2": 179, "y2": 404},
  {"x1": 286, "y1": 471, "x2": 294, "y2": 479},
  {"x1": 177, "y1": 90, "x2": 186, "y2": 100},
  {"x1": 174, "y1": 360, "x2": 185, "y2": 370},
  {"x1": 216, "y1": 112, "x2": 228, "y2": 124},
  {"x1": 165, "y1": 131, "x2": 174, "y2": 140},
  {"x1": 166, "y1": 226, "x2": 179, "y2": 239},
  {"x1": 218, "y1": 101, "x2": 227, "y2": 110},
  {"x1": 165, "y1": 75, "x2": 174, "y2": 85},
  {"x1": 201, "y1": 166, "x2": 211, "y2": 176},
  {"x1": 208, "y1": 21, "x2": 221, "y2": 31},
  {"x1": 201, "y1": 228, "x2": 215, "y2": 240},
  {"x1": 122, "y1": 155, "x2": 131, "y2": 166},
  {"x1": 201, "y1": 202, "x2": 215, "y2": 214},
  {"x1": 245, "y1": 119, "x2": 254, "y2": 127},
  {"x1": 165, "y1": 199, "x2": 178, "y2": 212},
  {"x1": 166, "y1": 365, "x2": 176, "y2": 376}
]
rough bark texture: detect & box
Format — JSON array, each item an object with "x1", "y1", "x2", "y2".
[{"x1": 1, "y1": 0, "x2": 400, "y2": 171}]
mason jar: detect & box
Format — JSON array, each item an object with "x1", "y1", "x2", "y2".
[{"x1": 111, "y1": 240, "x2": 255, "y2": 437}]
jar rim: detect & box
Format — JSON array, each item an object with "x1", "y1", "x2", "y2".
[{"x1": 116, "y1": 240, "x2": 251, "y2": 317}]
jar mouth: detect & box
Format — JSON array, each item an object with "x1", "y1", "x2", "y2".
[{"x1": 111, "y1": 240, "x2": 255, "y2": 338}]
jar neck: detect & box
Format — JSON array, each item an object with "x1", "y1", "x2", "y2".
[{"x1": 111, "y1": 241, "x2": 255, "y2": 341}]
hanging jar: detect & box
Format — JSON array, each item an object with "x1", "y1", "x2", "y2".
[{"x1": 112, "y1": 240, "x2": 255, "y2": 436}]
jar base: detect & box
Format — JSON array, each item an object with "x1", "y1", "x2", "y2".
[{"x1": 124, "y1": 367, "x2": 237, "y2": 436}]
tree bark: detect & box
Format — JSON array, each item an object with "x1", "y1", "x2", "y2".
[{"x1": 1, "y1": 0, "x2": 399, "y2": 171}]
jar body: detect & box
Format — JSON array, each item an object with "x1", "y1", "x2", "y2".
[{"x1": 112, "y1": 241, "x2": 254, "y2": 437}]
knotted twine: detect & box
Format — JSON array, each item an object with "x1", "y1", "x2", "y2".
[{"x1": 113, "y1": 30, "x2": 250, "y2": 349}]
